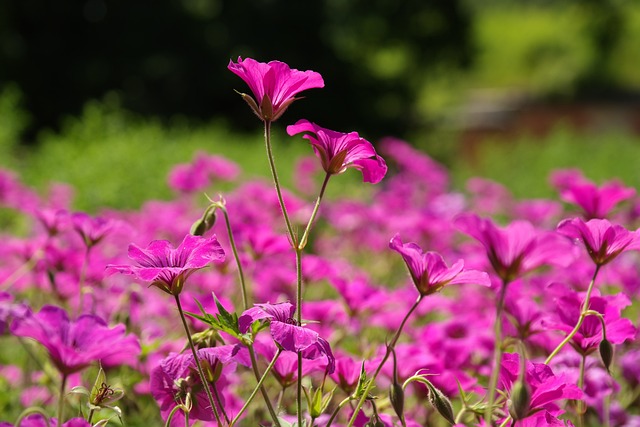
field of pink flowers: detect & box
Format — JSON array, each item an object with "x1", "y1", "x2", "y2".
[{"x1": 1, "y1": 58, "x2": 639, "y2": 427}]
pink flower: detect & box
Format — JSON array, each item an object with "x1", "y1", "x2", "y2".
[
  {"x1": 557, "y1": 218, "x2": 640, "y2": 266},
  {"x1": 70, "y1": 212, "x2": 118, "y2": 248},
  {"x1": 151, "y1": 346, "x2": 240, "y2": 427},
  {"x1": 168, "y1": 152, "x2": 240, "y2": 193},
  {"x1": 287, "y1": 119, "x2": 387, "y2": 184},
  {"x1": 107, "y1": 234, "x2": 225, "y2": 296},
  {"x1": 228, "y1": 57, "x2": 324, "y2": 122},
  {"x1": 0, "y1": 414, "x2": 91, "y2": 427},
  {"x1": 455, "y1": 214, "x2": 574, "y2": 282},
  {"x1": 552, "y1": 170, "x2": 635, "y2": 219},
  {"x1": 239, "y1": 302, "x2": 335, "y2": 373},
  {"x1": 499, "y1": 353, "x2": 582, "y2": 420},
  {"x1": 389, "y1": 234, "x2": 490, "y2": 296},
  {"x1": 10, "y1": 305, "x2": 140, "y2": 376}
]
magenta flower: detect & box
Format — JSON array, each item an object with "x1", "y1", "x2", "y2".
[
  {"x1": 228, "y1": 57, "x2": 324, "y2": 122},
  {"x1": 499, "y1": 353, "x2": 582, "y2": 420},
  {"x1": 287, "y1": 119, "x2": 387, "y2": 184},
  {"x1": 70, "y1": 212, "x2": 118, "y2": 248},
  {"x1": 543, "y1": 289, "x2": 636, "y2": 355},
  {"x1": 455, "y1": 214, "x2": 574, "y2": 282},
  {"x1": 557, "y1": 217, "x2": 640, "y2": 266},
  {"x1": 0, "y1": 414, "x2": 91, "y2": 427},
  {"x1": 389, "y1": 234, "x2": 490, "y2": 296},
  {"x1": 151, "y1": 346, "x2": 240, "y2": 427},
  {"x1": 552, "y1": 170, "x2": 635, "y2": 219},
  {"x1": 106, "y1": 234, "x2": 225, "y2": 296},
  {"x1": 10, "y1": 305, "x2": 140, "y2": 376},
  {"x1": 168, "y1": 151, "x2": 240, "y2": 193},
  {"x1": 239, "y1": 302, "x2": 335, "y2": 373}
]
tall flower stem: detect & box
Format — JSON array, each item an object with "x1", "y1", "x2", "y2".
[
  {"x1": 326, "y1": 396, "x2": 352, "y2": 427},
  {"x1": 77, "y1": 246, "x2": 91, "y2": 316},
  {"x1": 577, "y1": 353, "x2": 587, "y2": 427},
  {"x1": 219, "y1": 201, "x2": 281, "y2": 426},
  {"x1": 1, "y1": 249, "x2": 43, "y2": 291},
  {"x1": 264, "y1": 120, "x2": 296, "y2": 244},
  {"x1": 295, "y1": 246, "x2": 304, "y2": 427},
  {"x1": 174, "y1": 294, "x2": 223, "y2": 425},
  {"x1": 485, "y1": 278, "x2": 510, "y2": 425},
  {"x1": 230, "y1": 348, "x2": 282, "y2": 427},
  {"x1": 58, "y1": 373, "x2": 68, "y2": 424},
  {"x1": 346, "y1": 295, "x2": 424, "y2": 427},
  {"x1": 248, "y1": 345, "x2": 282, "y2": 427},
  {"x1": 545, "y1": 265, "x2": 602, "y2": 364},
  {"x1": 219, "y1": 205, "x2": 250, "y2": 309},
  {"x1": 298, "y1": 172, "x2": 331, "y2": 251}
]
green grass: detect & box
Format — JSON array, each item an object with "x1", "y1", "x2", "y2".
[
  {"x1": 451, "y1": 126, "x2": 640, "y2": 200},
  {"x1": 3, "y1": 94, "x2": 318, "y2": 212}
]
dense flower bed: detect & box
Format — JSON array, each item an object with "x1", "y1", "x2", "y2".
[{"x1": 0, "y1": 58, "x2": 639, "y2": 427}]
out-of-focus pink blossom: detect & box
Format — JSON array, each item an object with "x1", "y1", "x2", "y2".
[
  {"x1": 10, "y1": 305, "x2": 140, "y2": 375},
  {"x1": 389, "y1": 234, "x2": 490, "y2": 296},
  {"x1": 168, "y1": 151, "x2": 240, "y2": 193}
]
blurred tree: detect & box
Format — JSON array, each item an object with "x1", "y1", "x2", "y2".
[{"x1": 0, "y1": 0, "x2": 473, "y2": 141}]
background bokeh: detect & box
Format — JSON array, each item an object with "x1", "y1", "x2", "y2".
[{"x1": 1, "y1": 0, "x2": 640, "y2": 210}]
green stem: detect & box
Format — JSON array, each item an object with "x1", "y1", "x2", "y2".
[
  {"x1": 485, "y1": 278, "x2": 510, "y2": 426},
  {"x1": 174, "y1": 294, "x2": 223, "y2": 425},
  {"x1": 264, "y1": 119, "x2": 296, "y2": 245},
  {"x1": 57, "y1": 373, "x2": 68, "y2": 424},
  {"x1": 248, "y1": 345, "x2": 282, "y2": 427},
  {"x1": 77, "y1": 246, "x2": 91, "y2": 316},
  {"x1": 577, "y1": 353, "x2": 587, "y2": 427},
  {"x1": 220, "y1": 205, "x2": 250, "y2": 309},
  {"x1": 298, "y1": 173, "x2": 331, "y2": 251},
  {"x1": 87, "y1": 408, "x2": 95, "y2": 424},
  {"x1": 545, "y1": 265, "x2": 601, "y2": 364},
  {"x1": 230, "y1": 348, "x2": 282, "y2": 427},
  {"x1": 346, "y1": 295, "x2": 424, "y2": 427},
  {"x1": 326, "y1": 396, "x2": 352, "y2": 427},
  {"x1": 295, "y1": 246, "x2": 304, "y2": 427},
  {"x1": 1, "y1": 249, "x2": 43, "y2": 291}
]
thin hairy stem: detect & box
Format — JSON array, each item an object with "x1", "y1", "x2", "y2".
[
  {"x1": 346, "y1": 295, "x2": 423, "y2": 427},
  {"x1": 485, "y1": 278, "x2": 510, "y2": 426},
  {"x1": 263, "y1": 120, "x2": 296, "y2": 244},
  {"x1": 230, "y1": 348, "x2": 282, "y2": 426},
  {"x1": 174, "y1": 294, "x2": 223, "y2": 425},
  {"x1": 57, "y1": 373, "x2": 68, "y2": 424},
  {"x1": 220, "y1": 205, "x2": 250, "y2": 309},
  {"x1": 545, "y1": 265, "x2": 602, "y2": 364},
  {"x1": 298, "y1": 172, "x2": 331, "y2": 250},
  {"x1": 248, "y1": 345, "x2": 282, "y2": 427}
]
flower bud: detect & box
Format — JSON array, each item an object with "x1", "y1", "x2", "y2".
[
  {"x1": 190, "y1": 206, "x2": 217, "y2": 236},
  {"x1": 389, "y1": 381, "x2": 405, "y2": 423},
  {"x1": 427, "y1": 383, "x2": 455, "y2": 425},
  {"x1": 600, "y1": 338, "x2": 614, "y2": 374},
  {"x1": 508, "y1": 380, "x2": 531, "y2": 421}
]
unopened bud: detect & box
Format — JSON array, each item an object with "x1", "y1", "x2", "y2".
[
  {"x1": 190, "y1": 207, "x2": 217, "y2": 236},
  {"x1": 600, "y1": 338, "x2": 614, "y2": 374},
  {"x1": 509, "y1": 380, "x2": 531, "y2": 421},
  {"x1": 389, "y1": 381, "x2": 405, "y2": 423},
  {"x1": 428, "y1": 384, "x2": 455, "y2": 425}
]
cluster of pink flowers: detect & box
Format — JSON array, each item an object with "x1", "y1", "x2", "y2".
[{"x1": 0, "y1": 57, "x2": 638, "y2": 427}]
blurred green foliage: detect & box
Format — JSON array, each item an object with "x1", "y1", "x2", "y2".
[{"x1": 451, "y1": 127, "x2": 640, "y2": 200}]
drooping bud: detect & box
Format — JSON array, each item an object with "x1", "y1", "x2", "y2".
[
  {"x1": 508, "y1": 380, "x2": 531, "y2": 421},
  {"x1": 190, "y1": 205, "x2": 217, "y2": 236},
  {"x1": 427, "y1": 383, "x2": 455, "y2": 425},
  {"x1": 600, "y1": 338, "x2": 614, "y2": 374},
  {"x1": 389, "y1": 381, "x2": 405, "y2": 423},
  {"x1": 389, "y1": 348, "x2": 405, "y2": 423}
]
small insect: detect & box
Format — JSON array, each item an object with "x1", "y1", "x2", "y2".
[{"x1": 93, "y1": 382, "x2": 116, "y2": 404}]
